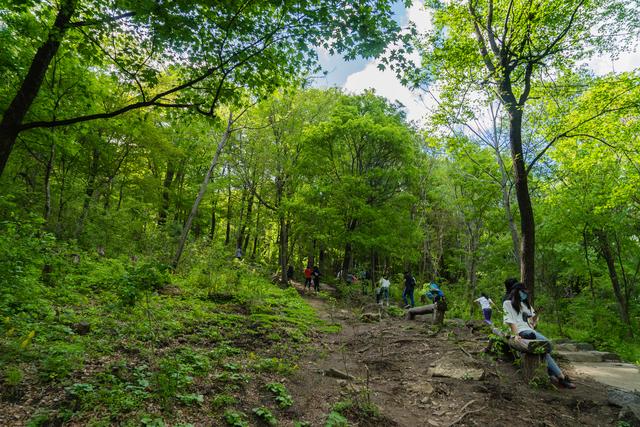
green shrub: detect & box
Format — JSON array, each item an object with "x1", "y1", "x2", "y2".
[
  {"x1": 39, "y1": 342, "x2": 84, "y2": 382},
  {"x1": 265, "y1": 382, "x2": 293, "y2": 408},
  {"x1": 3, "y1": 365, "x2": 23, "y2": 386},
  {"x1": 224, "y1": 410, "x2": 249, "y2": 427},
  {"x1": 252, "y1": 406, "x2": 277, "y2": 426}
]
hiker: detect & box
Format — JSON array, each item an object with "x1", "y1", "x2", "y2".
[
  {"x1": 312, "y1": 265, "x2": 321, "y2": 292},
  {"x1": 287, "y1": 265, "x2": 294, "y2": 281},
  {"x1": 377, "y1": 274, "x2": 391, "y2": 306},
  {"x1": 474, "y1": 292, "x2": 496, "y2": 324},
  {"x1": 425, "y1": 282, "x2": 445, "y2": 303},
  {"x1": 503, "y1": 283, "x2": 576, "y2": 389},
  {"x1": 235, "y1": 246, "x2": 243, "y2": 259},
  {"x1": 502, "y1": 277, "x2": 518, "y2": 302},
  {"x1": 346, "y1": 272, "x2": 358, "y2": 285},
  {"x1": 304, "y1": 266, "x2": 312, "y2": 291},
  {"x1": 402, "y1": 271, "x2": 416, "y2": 308}
]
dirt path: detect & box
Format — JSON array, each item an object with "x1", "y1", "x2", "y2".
[{"x1": 287, "y1": 282, "x2": 621, "y2": 426}]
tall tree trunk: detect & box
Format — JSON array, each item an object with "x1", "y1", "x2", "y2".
[
  {"x1": 172, "y1": 114, "x2": 233, "y2": 269},
  {"x1": 116, "y1": 179, "x2": 125, "y2": 211},
  {"x1": 507, "y1": 104, "x2": 536, "y2": 300},
  {"x1": 158, "y1": 162, "x2": 175, "y2": 225},
  {"x1": 0, "y1": 0, "x2": 77, "y2": 178},
  {"x1": 44, "y1": 142, "x2": 55, "y2": 224},
  {"x1": 341, "y1": 218, "x2": 357, "y2": 273},
  {"x1": 582, "y1": 226, "x2": 596, "y2": 301},
  {"x1": 278, "y1": 214, "x2": 288, "y2": 283},
  {"x1": 493, "y1": 142, "x2": 520, "y2": 263},
  {"x1": 75, "y1": 147, "x2": 100, "y2": 238},
  {"x1": 466, "y1": 221, "x2": 480, "y2": 315},
  {"x1": 595, "y1": 230, "x2": 632, "y2": 335},
  {"x1": 210, "y1": 198, "x2": 217, "y2": 240},
  {"x1": 250, "y1": 205, "x2": 261, "y2": 259},
  {"x1": 224, "y1": 175, "x2": 232, "y2": 246}
]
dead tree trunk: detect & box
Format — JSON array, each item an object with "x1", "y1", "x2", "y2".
[{"x1": 172, "y1": 113, "x2": 233, "y2": 269}]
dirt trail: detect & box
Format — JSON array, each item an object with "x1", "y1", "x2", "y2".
[{"x1": 287, "y1": 282, "x2": 621, "y2": 426}]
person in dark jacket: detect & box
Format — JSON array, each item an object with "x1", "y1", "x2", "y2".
[
  {"x1": 312, "y1": 266, "x2": 321, "y2": 292},
  {"x1": 402, "y1": 271, "x2": 416, "y2": 308}
]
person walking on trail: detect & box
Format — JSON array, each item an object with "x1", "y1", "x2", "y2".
[
  {"x1": 475, "y1": 292, "x2": 496, "y2": 324},
  {"x1": 503, "y1": 283, "x2": 576, "y2": 389},
  {"x1": 312, "y1": 265, "x2": 321, "y2": 292},
  {"x1": 402, "y1": 271, "x2": 416, "y2": 308},
  {"x1": 377, "y1": 274, "x2": 391, "y2": 306},
  {"x1": 304, "y1": 266, "x2": 312, "y2": 291}
]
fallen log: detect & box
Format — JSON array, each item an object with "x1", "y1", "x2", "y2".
[{"x1": 406, "y1": 304, "x2": 435, "y2": 320}]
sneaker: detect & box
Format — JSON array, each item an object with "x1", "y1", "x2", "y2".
[
  {"x1": 559, "y1": 376, "x2": 576, "y2": 389},
  {"x1": 404, "y1": 304, "x2": 411, "y2": 309}
]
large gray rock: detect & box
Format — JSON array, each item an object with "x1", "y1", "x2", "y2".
[
  {"x1": 576, "y1": 342, "x2": 595, "y2": 351},
  {"x1": 608, "y1": 388, "x2": 640, "y2": 407},
  {"x1": 555, "y1": 343, "x2": 579, "y2": 352},
  {"x1": 554, "y1": 342, "x2": 595, "y2": 352},
  {"x1": 429, "y1": 359, "x2": 484, "y2": 380},
  {"x1": 556, "y1": 351, "x2": 619, "y2": 363}
]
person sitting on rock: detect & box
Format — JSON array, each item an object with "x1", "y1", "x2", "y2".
[{"x1": 503, "y1": 283, "x2": 576, "y2": 389}]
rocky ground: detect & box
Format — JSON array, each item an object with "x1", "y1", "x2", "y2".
[{"x1": 287, "y1": 282, "x2": 639, "y2": 427}]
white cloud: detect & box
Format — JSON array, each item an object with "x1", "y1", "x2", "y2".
[
  {"x1": 343, "y1": 60, "x2": 433, "y2": 124},
  {"x1": 342, "y1": 1, "x2": 435, "y2": 124},
  {"x1": 587, "y1": 50, "x2": 640, "y2": 75}
]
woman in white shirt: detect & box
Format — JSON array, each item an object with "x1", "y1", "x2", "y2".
[
  {"x1": 503, "y1": 283, "x2": 576, "y2": 389},
  {"x1": 474, "y1": 293, "x2": 495, "y2": 324},
  {"x1": 377, "y1": 275, "x2": 390, "y2": 306}
]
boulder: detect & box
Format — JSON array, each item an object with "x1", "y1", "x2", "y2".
[
  {"x1": 576, "y1": 342, "x2": 595, "y2": 351},
  {"x1": 429, "y1": 359, "x2": 484, "y2": 381},
  {"x1": 556, "y1": 351, "x2": 609, "y2": 363},
  {"x1": 72, "y1": 321, "x2": 91, "y2": 335},
  {"x1": 608, "y1": 388, "x2": 640, "y2": 408},
  {"x1": 555, "y1": 343, "x2": 579, "y2": 352},
  {"x1": 601, "y1": 352, "x2": 622, "y2": 362}
]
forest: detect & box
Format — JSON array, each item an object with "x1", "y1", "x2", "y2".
[{"x1": 1, "y1": 0, "x2": 639, "y2": 426}]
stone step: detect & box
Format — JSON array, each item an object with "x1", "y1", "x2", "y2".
[
  {"x1": 554, "y1": 342, "x2": 595, "y2": 352},
  {"x1": 556, "y1": 350, "x2": 621, "y2": 363}
]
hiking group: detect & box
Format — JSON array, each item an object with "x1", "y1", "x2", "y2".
[
  {"x1": 297, "y1": 265, "x2": 575, "y2": 389},
  {"x1": 372, "y1": 272, "x2": 576, "y2": 389},
  {"x1": 303, "y1": 265, "x2": 321, "y2": 292}
]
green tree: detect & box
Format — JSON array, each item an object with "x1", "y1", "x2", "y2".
[
  {"x1": 412, "y1": 0, "x2": 633, "y2": 298},
  {"x1": 0, "y1": 0, "x2": 405, "y2": 177}
]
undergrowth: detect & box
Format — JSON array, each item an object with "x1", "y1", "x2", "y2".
[{"x1": 0, "y1": 237, "x2": 327, "y2": 425}]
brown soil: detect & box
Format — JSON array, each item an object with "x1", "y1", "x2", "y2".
[{"x1": 288, "y1": 282, "x2": 620, "y2": 427}]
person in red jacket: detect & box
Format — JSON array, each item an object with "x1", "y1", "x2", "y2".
[{"x1": 304, "y1": 266, "x2": 312, "y2": 291}]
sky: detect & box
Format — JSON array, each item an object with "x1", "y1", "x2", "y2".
[{"x1": 315, "y1": 1, "x2": 640, "y2": 126}]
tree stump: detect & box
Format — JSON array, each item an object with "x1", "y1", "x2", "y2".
[
  {"x1": 521, "y1": 353, "x2": 546, "y2": 381},
  {"x1": 434, "y1": 300, "x2": 447, "y2": 326},
  {"x1": 506, "y1": 337, "x2": 551, "y2": 382}
]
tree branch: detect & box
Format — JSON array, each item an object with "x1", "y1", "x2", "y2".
[{"x1": 69, "y1": 11, "x2": 136, "y2": 28}]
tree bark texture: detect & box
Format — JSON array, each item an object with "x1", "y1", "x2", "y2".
[
  {"x1": 0, "y1": 0, "x2": 77, "y2": 177},
  {"x1": 506, "y1": 105, "x2": 536, "y2": 301},
  {"x1": 595, "y1": 230, "x2": 632, "y2": 333}
]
